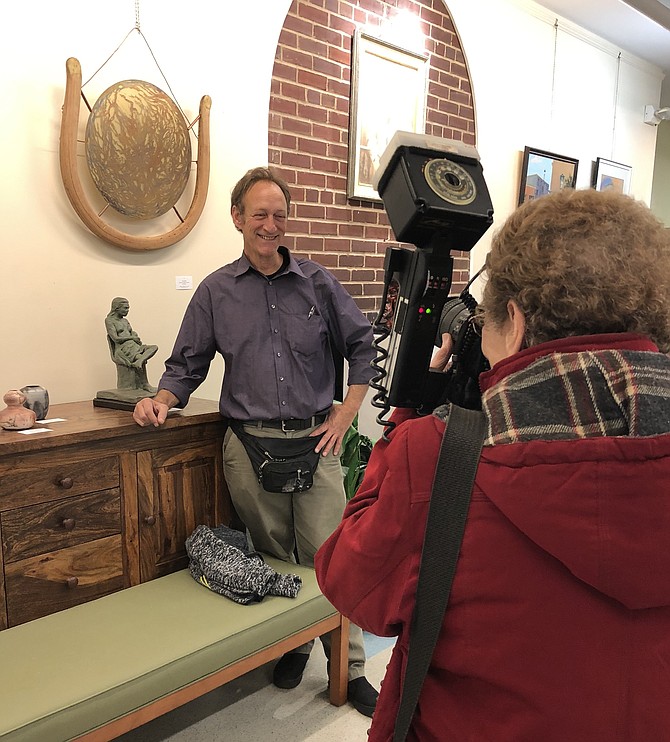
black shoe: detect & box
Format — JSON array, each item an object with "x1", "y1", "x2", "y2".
[
  {"x1": 347, "y1": 676, "x2": 379, "y2": 718},
  {"x1": 273, "y1": 652, "x2": 310, "y2": 689}
]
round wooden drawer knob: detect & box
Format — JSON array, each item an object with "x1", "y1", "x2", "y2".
[
  {"x1": 57, "y1": 477, "x2": 74, "y2": 489},
  {"x1": 144, "y1": 515, "x2": 156, "y2": 526},
  {"x1": 61, "y1": 518, "x2": 76, "y2": 531},
  {"x1": 66, "y1": 577, "x2": 79, "y2": 589}
]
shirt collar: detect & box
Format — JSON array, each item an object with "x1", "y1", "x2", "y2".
[{"x1": 233, "y1": 246, "x2": 307, "y2": 279}]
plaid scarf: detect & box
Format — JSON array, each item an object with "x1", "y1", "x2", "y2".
[{"x1": 437, "y1": 349, "x2": 670, "y2": 446}]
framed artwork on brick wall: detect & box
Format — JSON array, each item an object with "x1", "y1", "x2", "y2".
[
  {"x1": 592, "y1": 157, "x2": 632, "y2": 194},
  {"x1": 347, "y1": 31, "x2": 428, "y2": 201},
  {"x1": 518, "y1": 146, "x2": 579, "y2": 206}
]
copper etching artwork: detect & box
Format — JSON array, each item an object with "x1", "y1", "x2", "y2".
[
  {"x1": 59, "y1": 58, "x2": 211, "y2": 250},
  {"x1": 86, "y1": 80, "x2": 192, "y2": 220}
]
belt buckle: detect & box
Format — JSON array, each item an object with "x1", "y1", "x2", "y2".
[{"x1": 281, "y1": 420, "x2": 290, "y2": 432}]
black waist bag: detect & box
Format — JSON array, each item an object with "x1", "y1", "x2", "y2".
[{"x1": 230, "y1": 422, "x2": 321, "y2": 494}]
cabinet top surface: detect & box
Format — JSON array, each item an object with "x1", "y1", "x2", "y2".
[{"x1": 0, "y1": 399, "x2": 223, "y2": 456}]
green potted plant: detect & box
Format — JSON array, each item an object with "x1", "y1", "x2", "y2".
[{"x1": 340, "y1": 415, "x2": 374, "y2": 501}]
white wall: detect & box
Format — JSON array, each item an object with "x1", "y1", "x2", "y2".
[
  {"x1": 0, "y1": 0, "x2": 664, "y2": 428},
  {"x1": 447, "y1": 0, "x2": 663, "y2": 274},
  {"x1": 0, "y1": 0, "x2": 292, "y2": 405}
]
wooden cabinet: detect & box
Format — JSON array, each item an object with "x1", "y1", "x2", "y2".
[
  {"x1": 3, "y1": 490, "x2": 125, "y2": 625},
  {"x1": 0, "y1": 399, "x2": 230, "y2": 630},
  {"x1": 137, "y1": 440, "x2": 224, "y2": 581}
]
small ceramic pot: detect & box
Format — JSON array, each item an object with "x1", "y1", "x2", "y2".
[
  {"x1": 20, "y1": 385, "x2": 50, "y2": 420},
  {"x1": 0, "y1": 389, "x2": 37, "y2": 430}
]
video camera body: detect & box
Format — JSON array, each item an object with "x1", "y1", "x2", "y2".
[{"x1": 370, "y1": 132, "x2": 494, "y2": 431}]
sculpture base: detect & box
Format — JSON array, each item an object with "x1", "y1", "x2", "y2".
[
  {"x1": 93, "y1": 397, "x2": 139, "y2": 411},
  {"x1": 94, "y1": 387, "x2": 157, "y2": 411}
]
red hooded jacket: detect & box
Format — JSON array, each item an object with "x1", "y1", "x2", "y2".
[{"x1": 315, "y1": 334, "x2": 670, "y2": 741}]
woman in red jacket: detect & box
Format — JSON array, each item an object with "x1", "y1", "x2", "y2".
[{"x1": 315, "y1": 187, "x2": 670, "y2": 741}]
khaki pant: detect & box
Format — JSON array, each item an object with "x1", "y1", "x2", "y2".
[{"x1": 223, "y1": 424, "x2": 366, "y2": 680}]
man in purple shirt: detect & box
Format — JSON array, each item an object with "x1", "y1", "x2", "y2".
[{"x1": 133, "y1": 166, "x2": 378, "y2": 716}]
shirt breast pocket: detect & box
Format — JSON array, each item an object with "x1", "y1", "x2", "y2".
[{"x1": 288, "y1": 312, "x2": 328, "y2": 361}]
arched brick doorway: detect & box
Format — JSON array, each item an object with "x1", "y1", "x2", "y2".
[{"x1": 268, "y1": 0, "x2": 477, "y2": 319}]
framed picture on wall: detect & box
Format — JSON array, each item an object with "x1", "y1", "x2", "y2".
[
  {"x1": 517, "y1": 146, "x2": 579, "y2": 205},
  {"x1": 592, "y1": 157, "x2": 632, "y2": 194},
  {"x1": 347, "y1": 30, "x2": 428, "y2": 201}
]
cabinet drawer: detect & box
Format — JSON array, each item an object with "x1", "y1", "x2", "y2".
[
  {"x1": 0, "y1": 455, "x2": 119, "y2": 508},
  {"x1": 5, "y1": 534, "x2": 125, "y2": 626},
  {"x1": 1, "y1": 490, "x2": 121, "y2": 562}
]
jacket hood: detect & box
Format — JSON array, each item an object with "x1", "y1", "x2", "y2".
[
  {"x1": 474, "y1": 334, "x2": 670, "y2": 611},
  {"x1": 478, "y1": 435, "x2": 670, "y2": 610}
]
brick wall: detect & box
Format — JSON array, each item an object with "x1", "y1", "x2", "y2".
[{"x1": 268, "y1": 0, "x2": 476, "y2": 320}]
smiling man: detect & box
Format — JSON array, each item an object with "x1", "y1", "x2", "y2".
[{"x1": 133, "y1": 166, "x2": 378, "y2": 717}]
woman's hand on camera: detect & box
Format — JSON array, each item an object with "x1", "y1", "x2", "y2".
[{"x1": 431, "y1": 333, "x2": 454, "y2": 372}]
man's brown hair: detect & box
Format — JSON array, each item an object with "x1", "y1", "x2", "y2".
[{"x1": 230, "y1": 167, "x2": 292, "y2": 214}]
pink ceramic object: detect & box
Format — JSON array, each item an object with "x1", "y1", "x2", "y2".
[{"x1": 0, "y1": 389, "x2": 37, "y2": 430}]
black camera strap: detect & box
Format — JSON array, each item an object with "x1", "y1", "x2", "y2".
[{"x1": 392, "y1": 404, "x2": 487, "y2": 742}]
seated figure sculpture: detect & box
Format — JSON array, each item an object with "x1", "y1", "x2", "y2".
[{"x1": 95, "y1": 297, "x2": 158, "y2": 408}]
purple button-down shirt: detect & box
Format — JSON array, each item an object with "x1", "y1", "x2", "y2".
[{"x1": 159, "y1": 247, "x2": 375, "y2": 421}]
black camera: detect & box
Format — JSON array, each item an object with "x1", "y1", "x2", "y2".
[
  {"x1": 369, "y1": 132, "x2": 493, "y2": 433},
  {"x1": 434, "y1": 282, "x2": 489, "y2": 412}
]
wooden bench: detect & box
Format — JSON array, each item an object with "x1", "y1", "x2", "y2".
[{"x1": 0, "y1": 557, "x2": 349, "y2": 741}]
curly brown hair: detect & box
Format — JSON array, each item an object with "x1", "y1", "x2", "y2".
[
  {"x1": 480, "y1": 188, "x2": 670, "y2": 352},
  {"x1": 230, "y1": 167, "x2": 292, "y2": 214}
]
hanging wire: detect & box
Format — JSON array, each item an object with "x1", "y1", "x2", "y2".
[
  {"x1": 611, "y1": 52, "x2": 621, "y2": 158},
  {"x1": 80, "y1": 0, "x2": 195, "y2": 134},
  {"x1": 550, "y1": 18, "x2": 558, "y2": 124},
  {"x1": 81, "y1": 27, "x2": 136, "y2": 89}
]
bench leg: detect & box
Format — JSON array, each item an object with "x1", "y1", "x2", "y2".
[{"x1": 328, "y1": 614, "x2": 349, "y2": 706}]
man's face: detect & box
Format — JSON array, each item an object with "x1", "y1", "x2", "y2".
[{"x1": 231, "y1": 181, "x2": 288, "y2": 271}]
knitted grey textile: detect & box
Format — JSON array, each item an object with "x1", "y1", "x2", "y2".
[
  {"x1": 209, "y1": 523, "x2": 252, "y2": 554},
  {"x1": 186, "y1": 524, "x2": 302, "y2": 604}
]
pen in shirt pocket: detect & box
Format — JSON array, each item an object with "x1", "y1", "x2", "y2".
[{"x1": 308, "y1": 305, "x2": 315, "y2": 319}]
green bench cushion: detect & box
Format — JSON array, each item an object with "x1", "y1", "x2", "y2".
[{"x1": 0, "y1": 557, "x2": 336, "y2": 742}]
